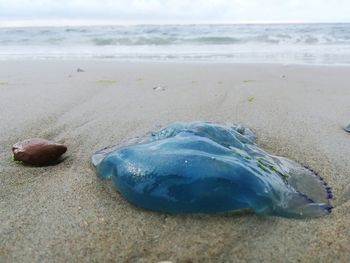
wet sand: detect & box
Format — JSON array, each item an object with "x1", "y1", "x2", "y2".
[{"x1": 1, "y1": 61, "x2": 350, "y2": 262}]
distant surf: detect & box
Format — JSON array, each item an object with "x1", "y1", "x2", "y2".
[{"x1": 1, "y1": 23, "x2": 350, "y2": 64}]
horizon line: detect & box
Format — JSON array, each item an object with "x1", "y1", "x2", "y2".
[{"x1": 1, "y1": 19, "x2": 349, "y2": 28}]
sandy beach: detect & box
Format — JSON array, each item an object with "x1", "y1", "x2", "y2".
[{"x1": 1, "y1": 61, "x2": 350, "y2": 262}]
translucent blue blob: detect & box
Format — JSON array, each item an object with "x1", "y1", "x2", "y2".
[{"x1": 92, "y1": 122, "x2": 332, "y2": 218}]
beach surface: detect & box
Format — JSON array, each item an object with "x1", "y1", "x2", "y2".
[{"x1": 1, "y1": 61, "x2": 350, "y2": 262}]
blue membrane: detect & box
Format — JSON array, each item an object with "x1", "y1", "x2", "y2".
[{"x1": 92, "y1": 122, "x2": 332, "y2": 218}]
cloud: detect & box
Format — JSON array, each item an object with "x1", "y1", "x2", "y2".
[{"x1": 0, "y1": 0, "x2": 349, "y2": 23}]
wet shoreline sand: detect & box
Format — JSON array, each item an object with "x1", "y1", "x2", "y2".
[{"x1": 1, "y1": 61, "x2": 350, "y2": 262}]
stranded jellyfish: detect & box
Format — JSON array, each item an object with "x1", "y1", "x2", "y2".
[{"x1": 92, "y1": 122, "x2": 332, "y2": 218}]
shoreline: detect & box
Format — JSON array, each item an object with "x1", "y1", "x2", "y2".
[
  {"x1": 1, "y1": 60, "x2": 349, "y2": 261},
  {"x1": 1, "y1": 58, "x2": 350, "y2": 67}
]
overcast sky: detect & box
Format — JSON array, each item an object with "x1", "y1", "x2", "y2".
[{"x1": 0, "y1": 0, "x2": 349, "y2": 26}]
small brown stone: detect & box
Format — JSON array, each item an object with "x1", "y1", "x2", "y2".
[{"x1": 12, "y1": 138, "x2": 67, "y2": 166}]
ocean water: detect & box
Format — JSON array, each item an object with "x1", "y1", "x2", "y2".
[{"x1": 0, "y1": 23, "x2": 350, "y2": 64}]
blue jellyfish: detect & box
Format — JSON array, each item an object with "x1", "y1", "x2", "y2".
[{"x1": 92, "y1": 122, "x2": 332, "y2": 218}]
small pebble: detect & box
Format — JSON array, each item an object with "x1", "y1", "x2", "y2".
[
  {"x1": 153, "y1": 86, "x2": 166, "y2": 91},
  {"x1": 344, "y1": 124, "x2": 350, "y2": 133},
  {"x1": 12, "y1": 138, "x2": 67, "y2": 166}
]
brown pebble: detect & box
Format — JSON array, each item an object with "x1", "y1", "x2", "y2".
[{"x1": 12, "y1": 138, "x2": 67, "y2": 166}]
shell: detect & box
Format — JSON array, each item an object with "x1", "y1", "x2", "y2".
[{"x1": 92, "y1": 122, "x2": 332, "y2": 218}]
